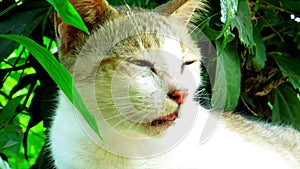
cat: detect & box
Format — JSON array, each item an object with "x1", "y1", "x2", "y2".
[{"x1": 49, "y1": 0, "x2": 300, "y2": 168}]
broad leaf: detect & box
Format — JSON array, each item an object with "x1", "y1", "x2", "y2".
[
  {"x1": 212, "y1": 42, "x2": 241, "y2": 110},
  {"x1": 0, "y1": 95, "x2": 25, "y2": 126},
  {"x1": 0, "y1": 124, "x2": 23, "y2": 153},
  {"x1": 273, "y1": 84, "x2": 300, "y2": 128},
  {"x1": 0, "y1": 34, "x2": 101, "y2": 139},
  {"x1": 0, "y1": 0, "x2": 50, "y2": 61},
  {"x1": 218, "y1": 0, "x2": 238, "y2": 43},
  {"x1": 230, "y1": 0, "x2": 254, "y2": 48},
  {"x1": 272, "y1": 52, "x2": 300, "y2": 89},
  {"x1": 251, "y1": 27, "x2": 266, "y2": 71},
  {"x1": 47, "y1": 0, "x2": 90, "y2": 34},
  {"x1": 220, "y1": 0, "x2": 238, "y2": 24}
]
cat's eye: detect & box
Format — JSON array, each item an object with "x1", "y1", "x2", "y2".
[
  {"x1": 183, "y1": 60, "x2": 196, "y2": 65},
  {"x1": 127, "y1": 59, "x2": 157, "y2": 74},
  {"x1": 129, "y1": 59, "x2": 153, "y2": 67}
]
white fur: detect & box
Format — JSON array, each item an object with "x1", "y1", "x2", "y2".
[{"x1": 50, "y1": 92, "x2": 296, "y2": 169}]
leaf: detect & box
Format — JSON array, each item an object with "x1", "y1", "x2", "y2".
[
  {"x1": 220, "y1": 0, "x2": 238, "y2": 24},
  {"x1": 272, "y1": 52, "x2": 300, "y2": 89},
  {"x1": 0, "y1": 34, "x2": 101, "y2": 139},
  {"x1": 199, "y1": 16, "x2": 222, "y2": 41},
  {"x1": 47, "y1": 0, "x2": 90, "y2": 35},
  {"x1": 0, "y1": 95, "x2": 26, "y2": 126},
  {"x1": 0, "y1": 124, "x2": 23, "y2": 153},
  {"x1": 211, "y1": 42, "x2": 241, "y2": 110},
  {"x1": 251, "y1": 27, "x2": 266, "y2": 71},
  {"x1": 273, "y1": 84, "x2": 300, "y2": 128},
  {"x1": 230, "y1": 0, "x2": 254, "y2": 47},
  {"x1": 218, "y1": 0, "x2": 238, "y2": 42},
  {"x1": 0, "y1": 0, "x2": 50, "y2": 61}
]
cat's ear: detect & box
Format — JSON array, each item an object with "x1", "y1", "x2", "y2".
[
  {"x1": 55, "y1": 0, "x2": 119, "y2": 70},
  {"x1": 154, "y1": 0, "x2": 205, "y2": 23}
]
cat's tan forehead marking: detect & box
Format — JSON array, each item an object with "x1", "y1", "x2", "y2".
[
  {"x1": 98, "y1": 56, "x2": 119, "y2": 70},
  {"x1": 180, "y1": 41, "x2": 186, "y2": 54},
  {"x1": 140, "y1": 34, "x2": 161, "y2": 50}
]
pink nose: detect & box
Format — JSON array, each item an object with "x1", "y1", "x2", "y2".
[{"x1": 168, "y1": 90, "x2": 188, "y2": 104}]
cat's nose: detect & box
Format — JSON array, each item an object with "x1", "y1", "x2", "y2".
[{"x1": 168, "y1": 90, "x2": 188, "y2": 104}]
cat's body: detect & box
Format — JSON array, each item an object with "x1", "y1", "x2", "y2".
[{"x1": 50, "y1": 0, "x2": 300, "y2": 168}]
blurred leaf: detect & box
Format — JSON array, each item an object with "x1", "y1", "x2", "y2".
[
  {"x1": 250, "y1": 27, "x2": 266, "y2": 71},
  {"x1": 47, "y1": 0, "x2": 90, "y2": 35},
  {"x1": 230, "y1": 0, "x2": 254, "y2": 47},
  {"x1": 273, "y1": 84, "x2": 300, "y2": 128},
  {"x1": 212, "y1": 42, "x2": 241, "y2": 110},
  {"x1": 272, "y1": 52, "x2": 300, "y2": 89},
  {"x1": 0, "y1": 0, "x2": 50, "y2": 61},
  {"x1": 0, "y1": 124, "x2": 23, "y2": 153},
  {"x1": 0, "y1": 95, "x2": 25, "y2": 126},
  {"x1": 0, "y1": 34, "x2": 101, "y2": 139}
]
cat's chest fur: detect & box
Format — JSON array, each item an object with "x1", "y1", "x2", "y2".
[{"x1": 50, "y1": 93, "x2": 297, "y2": 169}]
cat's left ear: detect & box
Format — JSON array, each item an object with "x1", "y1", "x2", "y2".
[{"x1": 154, "y1": 0, "x2": 205, "y2": 23}]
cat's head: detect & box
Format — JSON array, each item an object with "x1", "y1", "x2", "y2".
[{"x1": 55, "y1": 0, "x2": 206, "y2": 152}]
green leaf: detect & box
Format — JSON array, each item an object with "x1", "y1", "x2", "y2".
[
  {"x1": 272, "y1": 52, "x2": 300, "y2": 89},
  {"x1": 220, "y1": 0, "x2": 238, "y2": 24},
  {"x1": 230, "y1": 0, "x2": 254, "y2": 47},
  {"x1": 0, "y1": 34, "x2": 101, "y2": 139},
  {"x1": 218, "y1": 0, "x2": 238, "y2": 41},
  {"x1": 0, "y1": 0, "x2": 50, "y2": 61},
  {"x1": 251, "y1": 27, "x2": 266, "y2": 71},
  {"x1": 199, "y1": 16, "x2": 222, "y2": 41},
  {"x1": 211, "y1": 42, "x2": 241, "y2": 110},
  {"x1": 47, "y1": 0, "x2": 90, "y2": 35},
  {"x1": 273, "y1": 84, "x2": 300, "y2": 128},
  {"x1": 0, "y1": 124, "x2": 23, "y2": 153},
  {"x1": 0, "y1": 95, "x2": 25, "y2": 126}
]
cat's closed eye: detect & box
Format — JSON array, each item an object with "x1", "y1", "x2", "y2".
[
  {"x1": 183, "y1": 60, "x2": 196, "y2": 65},
  {"x1": 127, "y1": 59, "x2": 157, "y2": 73}
]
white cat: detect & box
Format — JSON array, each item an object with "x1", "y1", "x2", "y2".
[{"x1": 50, "y1": 0, "x2": 300, "y2": 168}]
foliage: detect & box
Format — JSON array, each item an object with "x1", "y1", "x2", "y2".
[
  {"x1": 0, "y1": 0, "x2": 299, "y2": 168},
  {"x1": 198, "y1": 0, "x2": 300, "y2": 129}
]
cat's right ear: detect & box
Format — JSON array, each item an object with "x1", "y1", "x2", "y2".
[
  {"x1": 154, "y1": 0, "x2": 205, "y2": 23},
  {"x1": 54, "y1": 0, "x2": 119, "y2": 70}
]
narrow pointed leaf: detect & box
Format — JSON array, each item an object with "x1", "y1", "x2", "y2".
[
  {"x1": 47, "y1": 0, "x2": 90, "y2": 34},
  {"x1": 0, "y1": 34, "x2": 101, "y2": 139}
]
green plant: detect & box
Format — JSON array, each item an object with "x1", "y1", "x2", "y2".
[
  {"x1": 0, "y1": 0, "x2": 299, "y2": 168},
  {"x1": 199, "y1": 0, "x2": 300, "y2": 129}
]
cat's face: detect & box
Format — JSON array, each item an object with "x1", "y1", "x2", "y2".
[
  {"x1": 70, "y1": 13, "x2": 201, "y2": 137},
  {"x1": 56, "y1": 0, "x2": 204, "y2": 156}
]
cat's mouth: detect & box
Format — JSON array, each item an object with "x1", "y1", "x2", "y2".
[{"x1": 150, "y1": 112, "x2": 178, "y2": 126}]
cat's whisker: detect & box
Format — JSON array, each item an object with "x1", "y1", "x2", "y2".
[{"x1": 121, "y1": 0, "x2": 131, "y2": 12}]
